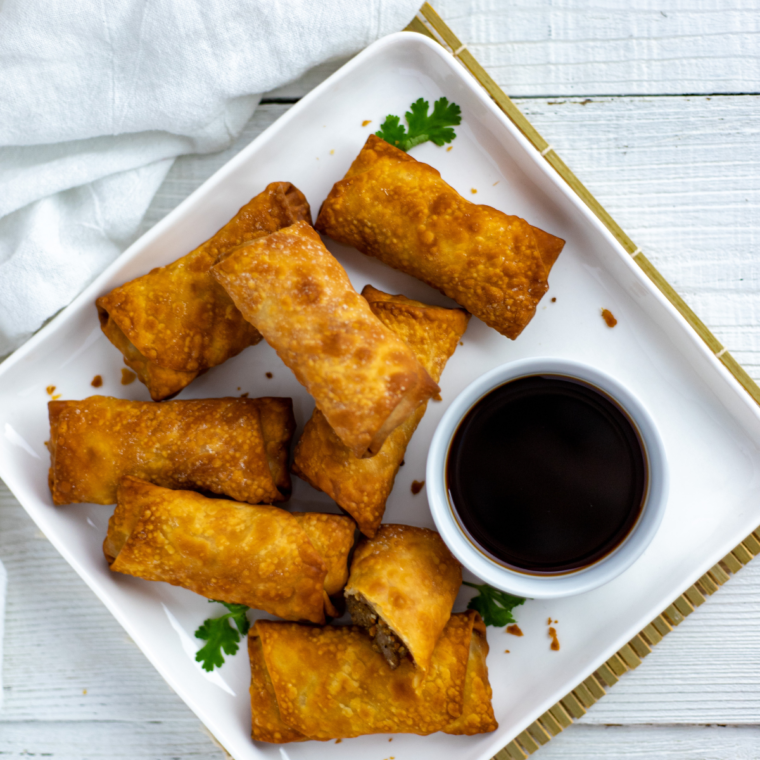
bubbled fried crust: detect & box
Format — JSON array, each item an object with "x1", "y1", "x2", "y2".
[
  {"x1": 211, "y1": 221, "x2": 439, "y2": 458},
  {"x1": 106, "y1": 478, "x2": 329, "y2": 623},
  {"x1": 445, "y1": 615, "x2": 499, "y2": 735},
  {"x1": 248, "y1": 611, "x2": 497, "y2": 742},
  {"x1": 96, "y1": 183, "x2": 311, "y2": 400},
  {"x1": 290, "y1": 512, "x2": 356, "y2": 596},
  {"x1": 292, "y1": 286, "x2": 469, "y2": 537},
  {"x1": 47, "y1": 396, "x2": 294, "y2": 505},
  {"x1": 316, "y1": 135, "x2": 564, "y2": 339},
  {"x1": 345, "y1": 525, "x2": 462, "y2": 673}
]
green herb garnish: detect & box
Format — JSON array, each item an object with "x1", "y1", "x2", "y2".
[
  {"x1": 463, "y1": 581, "x2": 526, "y2": 627},
  {"x1": 376, "y1": 97, "x2": 461, "y2": 152},
  {"x1": 194, "y1": 601, "x2": 250, "y2": 672}
]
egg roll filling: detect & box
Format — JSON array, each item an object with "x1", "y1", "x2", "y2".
[{"x1": 345, "y1": 591, "x2": 408, "y2": 669}]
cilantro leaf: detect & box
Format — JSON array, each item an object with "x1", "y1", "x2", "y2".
[
  {"x1": 217, "y1": 601, "x2": 251, "y2": 636},
  {"x1": 194, "y1": 601, "x2": 251, "y2": 672},
  {"x1": 375, "y1": 97, "x2": 461, "y2": 152},
  {"x1": 463, "y1": 581, "x2": 525, "y2": 627},
  {"x1": 375, "y1": 114, "x2": 408, "y2": 150}
]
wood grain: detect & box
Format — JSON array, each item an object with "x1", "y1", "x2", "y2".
[{"x1": 266, "y1": 0, "x2": 760, "y2": 100}]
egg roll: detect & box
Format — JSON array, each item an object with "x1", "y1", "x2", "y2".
[
  {"x1": 105, "y1": 478, "x2": 354, "y2": 623},
  {"x1": 211, "y1": 221, "x2": 439, "y2": 458},
  {"x1": 316, "y1": 134, "x2": 565, "y2": 339},
  {"x1": 47, "y1": 396, "x2": 295, "y2": 505},
  {"x1": 248, "y1": 610, "x2": 496, "y2": 742},
  {"x1": 96, "y1": 182, "x2": 311, "y2": 400},
  {"x1": 345, "y1": 525, "x2": 462, "y2": 672},
  {"x1": 293, "y1": 286, "x2": 469, "y2": 536}
]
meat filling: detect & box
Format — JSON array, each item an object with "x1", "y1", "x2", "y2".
[{"x1": 346, "y1": 594, "x2": 409, "y2": 669}]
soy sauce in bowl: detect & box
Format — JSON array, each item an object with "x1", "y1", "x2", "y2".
[{"x1": 446, "y1": 374, "x2": 647, "y2": 575}]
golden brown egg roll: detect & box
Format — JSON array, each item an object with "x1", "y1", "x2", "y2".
[
  {"x1": 292, "y1": 286, "x2": 469, "y2": 536},
  {"x1": 248, "y1": 610, "x2": 496, "y2": 742},
  {"x1": 96, "y1": 182, "x2": 311, "y2": 400},
  {"x1": 211, "y1": 221, "x2": 439, "y2": 458},
  {"x1": 47, "y1": 396, "x2": 295, "y2": 505},
  {"x1": 344, "y1": 524, "x2": 462, "y2": 672},
  {"x1": 290, "y1": 512, "x2": 356, "y2": 596},
  {"x1": 316, "y1": 134, "x2": 565, "y2": 339},
  {"x1": 104, "y1": 478, "x2": 355, "y2": 623}
]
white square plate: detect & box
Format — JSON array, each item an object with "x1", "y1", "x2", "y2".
[{"x1": 2, "y1": 32, "x2": 760, "y2": 760}]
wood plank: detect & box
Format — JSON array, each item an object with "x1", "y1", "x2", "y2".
[
  {"x1": 533, "y1": 725, "x2": 760, "y2": 759},
  {"x1": 265, "y1": 1, "x2": 760, "y2": 99}
]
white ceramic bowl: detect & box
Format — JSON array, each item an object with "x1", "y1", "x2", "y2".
[{"x1": 427, "y1": 357, "x2": 669, "y2": 598}]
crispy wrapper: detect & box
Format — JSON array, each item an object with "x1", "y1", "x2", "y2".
[
  {"x1": 105, "y1": 478, "x2": 354, "y2": 623},
  {"x1": 290, "y1": 512, "x2": 356, "y2": 596},
  {"x1": 345, "y1": 525, "x2": 462, "y2": 672},
  {"x1": 248, "y1": 610, "x2": 496, "y2": 742},
  {"x1": 96, "y1": 182, "x2": 311, "y2": 400},
  {"x1": 293, "y1": 286, "x2": 469, "y2": 536},
  {"x1": 211, "y1": 221, "x2": 439, "y2": 458},
  {"x1": 316, "y1": 135, "x2": 565, "y2": 339},
  {"x1": 47, "y1": 396, "x2": 295, "y2": 505}
]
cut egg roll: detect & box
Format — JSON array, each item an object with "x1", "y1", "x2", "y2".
[
  {"x1": 96, "y1": 182, "x2": 311, "y2": 400},
  {"x1": 293, "y1": 286, "x2": 469, "y2": 536},
  {"x1": 211, "y1": 221, "x2": 439, "y2": 458},
  {"x1": 345, "y1": 524, "x2": 462, "y2": 672},
  {"x1": 47, "y1": 396, "x2": 295, "y2": 505},
  {"x1": 248, "y1": 610, "x2": 496, "y2": 742},
  {"x1": 104, "y1": 478, "x2": 354, "y2": 623},
  {"x1": 316, "y1": 134, "x2": 565, "y2": 339}
]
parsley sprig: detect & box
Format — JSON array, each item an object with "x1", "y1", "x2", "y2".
[
  {"x1": 464, "y1": 581, "x2": 526, "y2": 627},
  {"x1": 376, "y1": 97, "x2": 461, "y2": 152},
  {"x1": 194, "y1": 601, "x2": 250, "y2": 672}
]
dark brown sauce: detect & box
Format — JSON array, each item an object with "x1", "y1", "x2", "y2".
[
  {"x1": 411, "y1": 480, "x2": 425, "y2": 495},
  {"x1": 120, "y1": 368, "x2": 136, "y2": 385},
  {"x1": 446, "y1": 375, "x2": 647, "y2": 574},
  {"x1": 91, "y1": 375, "x2": 103, "y2": 388}
]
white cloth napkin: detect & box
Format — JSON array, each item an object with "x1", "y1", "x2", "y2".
[{"x1": 0, "y1": 0, "x2": 421, "y2": 358}]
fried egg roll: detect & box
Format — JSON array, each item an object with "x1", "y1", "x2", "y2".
[
  {"x1": 96, "y1": 182, "x2": 311, "y2": 400},
  {"x1": 47, "y1": 396, "x2": 295, "y2": 505},
  {"x1": 248, "y1": 610, "x2": 496, "y2": 742},
  {"x1": 316, "y1": 134, "x2": 565, "y2": 339},
  {"x1": 211, "y1": 221, "x2": 439, "y2": 458},
  {"x1": 293, "y1": 286, "x2": 469, "y2": 536},
  {"x1": 345, "y1": 525, "x2": 462, "y2": 672},
  {"x1": 104, "y1": 478, "x2": 354, "y2": 624}
]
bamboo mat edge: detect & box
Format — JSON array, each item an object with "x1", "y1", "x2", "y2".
[{"x1": 407, "y1": 5, "x2": 760, "y2": 758}]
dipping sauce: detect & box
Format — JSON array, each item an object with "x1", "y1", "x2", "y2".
[{"x1": 446, "y1": 375, "x2": 647, "y2": 574}]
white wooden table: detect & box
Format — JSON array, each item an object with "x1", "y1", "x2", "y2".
[{"x1": 2, "y1": 1, "x2": 759, "y2": 756}]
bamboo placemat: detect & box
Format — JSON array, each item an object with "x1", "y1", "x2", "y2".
[{"x1": 406, "y1": 5, "x2": 760, "y2": 759}]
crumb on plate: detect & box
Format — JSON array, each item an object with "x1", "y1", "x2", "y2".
[{"x1": 601, "y1": 308, "x2": 617, "y2": 328}]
